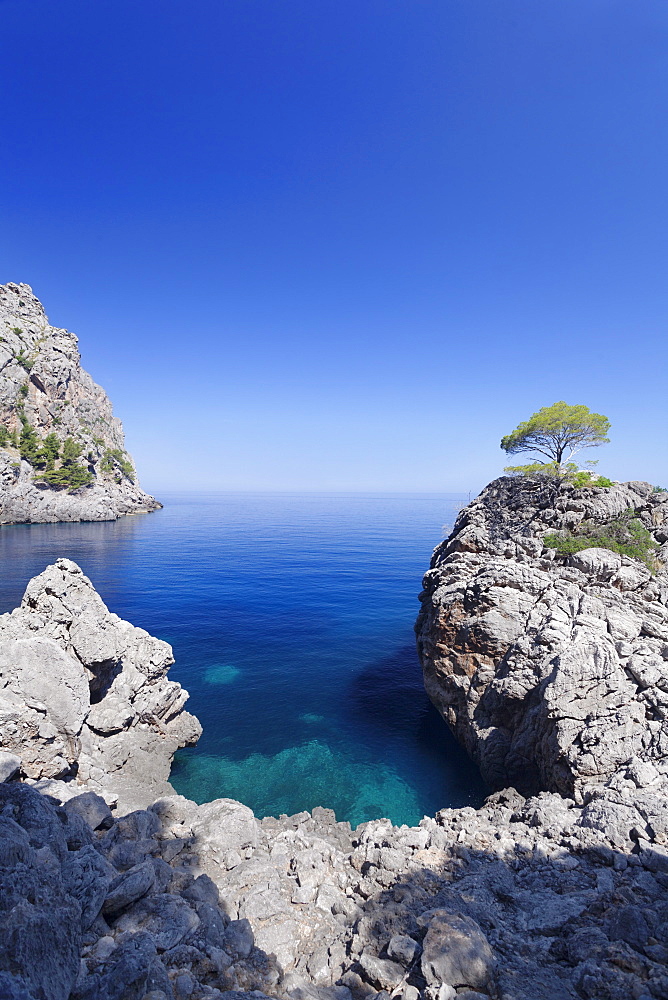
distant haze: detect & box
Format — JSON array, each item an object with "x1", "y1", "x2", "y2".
[{"x1": 1, "y1": 0, "x2": 666, "y2": 492}]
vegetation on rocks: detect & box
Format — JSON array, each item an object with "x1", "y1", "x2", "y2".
[
  {"x1": 504, "y1": 459, "x2": 614, "y2": 488},
  {"x1": 37, "y1": 436, "x2": 94, "y2": 489},
  {"x1": 100, "y1": 447, "x2": 135, "y2": 482},
  {"x1": 7, "y1": 412, "x2": 95, "y2": 490},
  {"x1": 18, "y1": 421, "x2": 41, "y2": 465},
  {"x1": 15, "y1": 348, "x2": 34, "y2": 371},
  {"x1": 0, "y1": 425, "x2": 18, "y2": 447},
  {"x1": 41, "y1": 432, "x2": 61, "y2": 470},
  {"x1": 544, "y1": 508, "x2": 660, "y2": 569},
  {"x1": 569, "y1": 469, "x2": 614, "y2": 488},
  {"x1": 38, "y1": 464, "x2": 94, "y2": 489}
]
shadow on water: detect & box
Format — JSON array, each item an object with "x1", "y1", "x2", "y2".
[{"x1": 349, "y1": 644, "x2": 488, "y2": 810}]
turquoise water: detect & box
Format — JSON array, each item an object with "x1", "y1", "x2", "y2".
[{"x1": 0, "y1": 492, "x2": 486, "y2": 825}]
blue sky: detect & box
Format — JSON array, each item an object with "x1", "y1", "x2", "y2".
[{"x1": 1, "y1": 0, "x2": 666, "y2": 491}]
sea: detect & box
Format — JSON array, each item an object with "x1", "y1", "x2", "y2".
[{"x1": 0, "y1": 492, "x2": 487, "y2": 827}]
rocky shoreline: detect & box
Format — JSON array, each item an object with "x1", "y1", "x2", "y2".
[
  {"x1": 2, "y1": 478, "x2": 668, "y2": 1000},
  {"x1": 0, "y1": 283, "x2": 160, "y2": 523}
]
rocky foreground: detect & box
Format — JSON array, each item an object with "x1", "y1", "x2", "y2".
[
  {"x1": 0, "y1": 283, "x2": 160, "y2": 522},
  {"x1": 2, "y1": 478, "x2": 668, "y2": 1000}
]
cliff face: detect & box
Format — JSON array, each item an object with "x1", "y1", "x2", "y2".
[
  {"x1": 0, "y1": 282, "x2": 160, "y2": 522},
  {"x1": 416, "y1": 476, "x2": 668, "y2": 799}
]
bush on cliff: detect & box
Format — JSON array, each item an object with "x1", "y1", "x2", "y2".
[
  {"x1": 38, "y1": 465, "x2": 94, "y2": 489},
  {"x1": 36, "y1": 436, "x2": 94, "y2": 489},
  {"x1": 15, "y1": 348, "x2": 34, "y2": 372},
  {"x1": 544, "y1": 509, "x2": 659, "y2": 569},
  {"x1": 100, "y1": 447, "x2": 135, "y2": 483},
  {"x1": 19, "y1": 422, "x2": 41, "y2": 465},
  {"x1": 505, "y1": 461, "x2": 613, "y2": 488},
  {"x1": 569, "y1": 470, "x2": 614, "y2": 488}
]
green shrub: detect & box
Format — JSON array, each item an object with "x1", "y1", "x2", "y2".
[
  {"x1": 35, "y1": 435, "x2": 94, "y2": 489},
  {"x1": 19, "y1": 422, "x2": 41, "y2": 465},
  {"x1": 569, "y1": 470, "x2": 614, "y2": 488},
  {"x1": 18, "y1": 384, "x2": 28, "y2": 398},
  {"x1": 544, "y1": 509, "x2": 660, "y2": 570},
  {"x1": 504, "y1": 461, "x2": 562, "y2": 478},
  {"x1": 505, "y1": 462, "x2": 613, "y2": 488},
  {"x1": 12, "y1": 327, "x2": 22, "y2": 335},
  {"x1": 15, "y1": 350, "x2": 34, "y2": 372},
  {"x1": 100, "y1": 448, "x2": 135, "y2": 483},
  {"x1": 41, "y1": 433, "x2": 61, "y2": 471},
  {"x1": 654, "y1": 485, "x2": 668, "y2": 493},
  {"x1": 0, "y1": 426, "x2": 9, "y2": 447},
  {"x1": 61, "y1": 437, "x2": 83, "y2": 464},
  {"x1": 38, "y1": 466, "x2": 94, "y2": 489}
]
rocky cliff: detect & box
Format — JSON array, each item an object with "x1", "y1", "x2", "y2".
[
  {"x1": 416, "y1": 476, "x2": 668, "y2": 800},
  {"x1": 0, "y1": 282, "x2": 160, "y2": 522},
  {"x1": 4, "y1": 540, "x2": 668, "y2": 1000}
]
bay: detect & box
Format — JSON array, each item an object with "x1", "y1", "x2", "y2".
[{"x1": 0, "y1": 492, "x2": 486, "y2": 826}]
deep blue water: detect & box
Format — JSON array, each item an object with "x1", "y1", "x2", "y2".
[{"x1": 0, "y1": 493, "x2": 486, "y2": 826}]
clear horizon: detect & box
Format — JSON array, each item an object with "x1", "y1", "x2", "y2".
[{"x1": 2, "y1": 0, "x2": 666, "y2": 492}]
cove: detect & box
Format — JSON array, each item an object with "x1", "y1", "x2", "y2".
[{"x1": 0, "y1": 492, "x2": 486, "y2": 825}]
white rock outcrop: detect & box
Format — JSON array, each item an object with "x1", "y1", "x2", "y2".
[
  {"x1": 0, "y1": 282, "x2": 160, "y2": 522},
  {"x1": 416, "y1": 476, "x2": 668, "y2": 800},
  {"x1": 0, "y1": 559, "x2": 200, "y2": 810}
]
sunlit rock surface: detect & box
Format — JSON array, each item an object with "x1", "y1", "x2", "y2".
[
  {"x1": 416, "y1": 476, "x2": 668, "y2": 798},
  {"x1": 0, "y1": 282, "x2": 160, "y2": 523}
]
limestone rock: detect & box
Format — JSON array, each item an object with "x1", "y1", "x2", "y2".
[
  {"x1": 103, "y1": 861, "x2": 157, "y2": 915},
  {"x1": 0, "y1": 282, "x2": 160, "y2": 524},
  {"x1": 419, "y1": 910, "x2": 495, "y2": 992},
  {"x1": 0, "y1": 559, "x2": 201, "y2": 811},
  {"x1": 416, "y1": 476, "x2": 668, "y2": 799},
  {"x1": 0, "y1": 750, "x2": 20, "y2": 782}
]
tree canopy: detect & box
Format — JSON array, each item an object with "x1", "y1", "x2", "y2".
[{"x1": 500, "y1": 401, "x2": 610, "y2": 467}]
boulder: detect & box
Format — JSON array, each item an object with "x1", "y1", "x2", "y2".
[
  {"x1": 420, "y1": 910, "x2": 495, "y2": 992},
  {"x1": 0, "y1": 560, "x2": 201, "y2": 812}
]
